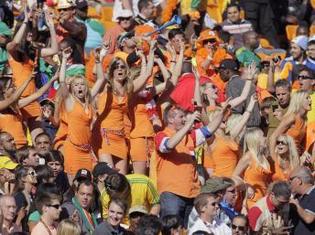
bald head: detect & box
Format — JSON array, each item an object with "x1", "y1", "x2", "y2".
[
  {"x1": 0, "y1": 132, "x2": 16, "y2": 153},
  {"x1": 243, "y1": 31, "x2": 259, "y2": 50}
]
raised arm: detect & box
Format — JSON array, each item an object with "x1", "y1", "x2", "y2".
[
  {"x1": 40, "y1": 11, "x2": 58, "y2": 57},
  {"x1": 6, "y1": 8, "x2": 30, "y2": 59},
  {"x1": 206, "y1": 100, "x2": 231, "y2": 133},
  {"x1": 267, "y1": 60, "x2": 275, "y2": 94},
  {"x1": 18, "y1": 76, "x2": 57, "y2": 108},
  {"x1": 166, "y1": 111, "x2": 200, "y2": 150},
  {"x1": 228, "y1": 63, "x2": 256, "y2": 108},
  {"x1": 230, "y1": 94, "x2": 257, "y2": 141},
  {"x1": 0, "y1": 75, "x2": 34, "y2": 111},
  {"x1": 169, "y1": 42, "x2": 185, "y2": 86},
  {"x1": 91, "y1": 46, "x2": 108, "y2": 99},
  {"x1": 152, "y1": 58, "x2": 171, "y2": 95},
  {"x1": 132, "y1": 49, "x2": 150, "y2": 93}
]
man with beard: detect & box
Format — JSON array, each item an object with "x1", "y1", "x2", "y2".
[
  {"x1": 0, "y1": 131, "x2": 16, "y2": 160},
  {"x1": 248, "y1": 181, "x2": 292, "y2": 234},
  {"x1": 280, "y1": 35, "x2": 308, "y2": 83}
]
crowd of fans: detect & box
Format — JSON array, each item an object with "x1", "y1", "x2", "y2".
[{"x1": 0, "y1": 0, "x2": 314, "y2": 234}]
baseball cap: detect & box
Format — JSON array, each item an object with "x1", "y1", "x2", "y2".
[
  {"x1": 129, "y1": 205, "x2": 148, "y2": 216},
  {"x1": 201, "y1": 177, "x2": 233, "y2": 194},
  {"x1": 116, "y1": 9, "x2": 133, "y2": 20},
  {"x1": 0, "y1": 156, "x2": 18, "y2": 170},
  {"x1": 57, "y1": 0, "x2": 75, "y2": 10},
  {"x1": 75, "y1": 0, "x2": 87, "y2": 9},
  {"x1": 219, "y1": 59, "x2": 239, "y2": 71},
  {"x1": 292, "y1": 35, "x2": 308, "y2": 51},
  {"x1": 74, "y1": 168, "x2": 92, "y2": 182},
  {"x1": 92, "y1": 162, "x2": 117, "y2": 178},
  {"x1": 39, "y1": 98, "x2": 55, "y2": 108}
]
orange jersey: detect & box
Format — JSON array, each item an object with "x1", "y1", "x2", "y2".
[{"x1": 286, "y1": 116, "x2": 306, "y2": 155}]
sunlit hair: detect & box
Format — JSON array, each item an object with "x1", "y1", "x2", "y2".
[
  {"x1": 57, "y1": 219, "x2": 81, "y2": 235},
  {"x1": 108, "y1": 57, "x2": 133, "y2": 94},
  {"x1": 225, "y1": 114, "x2": 243, "y2": 135},
  {"x1": 68, "y1": 75, "x2": 92, "y2": 109},
  {"x1": 243, "y1": 128, "x2": 270, "y2": 169},
  {"x1": 276, "y1": 135, "x2": 300, "y2": 169},
  {"x1": 284, "y1": 90, "x2": 310, "y2": 119}
]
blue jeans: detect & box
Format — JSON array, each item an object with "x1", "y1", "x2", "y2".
[{"x1": 160, "y1": 192, "x2": 194, "y2": 227}]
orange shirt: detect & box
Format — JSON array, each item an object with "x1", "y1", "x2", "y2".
[
  {"x1": 155, "y1": 127, "x2": 200, "y2": 198},
  {"x1": 244, "y1": 158, "x2": 271, "y2": 207},
  {"x1": 67, "y1": 102, "x2": 92, "y2": 146},
  {"x1": 0, "y1": 112, "x2": 26, "y2": 148},
  {"x1": 129, "y1": 96, "x2": 155, "y2": 138},
  {"x1": 9, "y1": 57, "x2": 35, "y2": 97},
  {"x1": 97, "y1": 91, "x2": 128, "y2": 132},
  {"x1": 286, "y1": 115, "x2": 306, "y2": 155},
  {"x1": 271, "y1": 159, "x2": 290, "y2": 182},
  {"x1": 204, "y1": 135, "x2": 239, "y2": 177},
  {"x1": 306, "y1": 121, "x2": 315, "y2": 151}
]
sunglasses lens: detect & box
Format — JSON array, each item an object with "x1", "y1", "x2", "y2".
[{"x1": 232, "y1": 225, "x2": 245, "y2": 231}]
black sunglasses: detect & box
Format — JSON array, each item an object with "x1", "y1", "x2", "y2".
[
  {"x1": 47, "y1": 204, "x2": 61, "y2": 209},
  {"x1": 119, "y1": 17, "x2": 132, "y2": 21},
  {"x1": 28, "y1": 171, "x2": 36, "y2": 176},
  {"x1": 114, "y1": 64, "x2": 126, "y2": 70},
  {"x1": 276, "y1": 140, "x2": 287, "y2": 145},
  {"x1": 298, "y1": 75, "x2": 312, "y2": 80},
  {"x1": 232, "y1": 224, "x2": 246, "y2": 231},
  {"x1": 204, "y1": 38, "x2": 217, "y2": 44}
]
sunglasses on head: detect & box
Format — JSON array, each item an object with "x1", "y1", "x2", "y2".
[
  {"x1": 232, "y1": 224, "x2": 246, "y2": 231},
  {"x1": 47, "y1": 204, "x2": 61, "y2": 209},
  {"x1": 276, "y1": 140, "x2": 287, "y2": 145},
  {"x1": 298, "y1": 75, "x2": 312, "y2": 80}
]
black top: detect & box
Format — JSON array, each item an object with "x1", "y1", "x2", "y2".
[
  {"x1": 93, "y1": 221, "x2": 127, "y2": 235},
  {"x1": 291, "y1": 186, "x2": 315, "y2": 235}
]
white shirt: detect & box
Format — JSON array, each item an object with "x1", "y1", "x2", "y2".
[{"x1": 189, "y1": 217, "x2": 231, "y2": 235}]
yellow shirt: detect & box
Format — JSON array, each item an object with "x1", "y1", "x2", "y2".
[{"x1": 100, "y1": 174, "x2": 160, "y2": 219}]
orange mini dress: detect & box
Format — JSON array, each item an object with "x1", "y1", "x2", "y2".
[
  {"x1": 54, "y1": 111, "x2": 68, "y2": 151},
  {"x1": 9, "y1": 58, "x2": 41, "y2": 119},
  {"x1": 203, "y1": 135, "x2": 239, "y2": 177},
  {"x1": 286, "y1": 116, "x2": 306, "y2": 156},
  {"x1": 129, "y1": 96, "x2": 155, "y2": 162},
  {"x1": 63, "y1": 101, "x2": 94, "y2": 175},
  {"x1": 0, "y1": 110, "x2": 27, "y2": 148},
  {"x1": 97, "y1": 91, "x2": 129, "y2": 159},
  {"x1": 243, "y1": 158, "x2": 272, "y2": 208}
]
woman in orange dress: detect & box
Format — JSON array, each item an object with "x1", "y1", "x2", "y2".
[
  {"x1": 0, "y1": 73, "x2": 57, "y2": 148},
  {"x1": 56, "y1": 48, "x2": 105, "y2": 177},
  {"x1": 6, "y1": 10, "x2": 58, "y2": 130},
  {"x1": 232, "y1": 128, "x2": 272, "y2": 209},
  {"x1": 96, "y1": 42, "x2": 155, "y2": 174},
  {"x1": 273, "y1": 91, "x2": 311, "y2": 156},
  {"x1": 269, "y1": 132, "x2": 300, "y2": 181}
]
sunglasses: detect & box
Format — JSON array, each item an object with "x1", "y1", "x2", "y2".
[
  {"x1": 114, "y1": 64, "x2": 126, "y2": 70},
  {"x1": 28, "y1": 171, "x2": 36, "y2": 176},
  {"x1": 204, "y1": 39, "x2": 217, "y2": 44},
  {"x1": 58, "y1": 8, "x2": 72, "y2": 12},
  {"x1": 276, "y1": 140, "x2": 287, "y2": 145},
  {"x1": 232, "y1": 224, "x2": 246, "y2": 231},
  {"x1": 47, "y1": 204, "x2": 61, "y2": 209},
  {"x1": 298, "y1": 75, "x2": 312, "y2": 80}
]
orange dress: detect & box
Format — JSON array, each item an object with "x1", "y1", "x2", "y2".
[
  {"x1": 0, "y1": 110, "x2": 27, "y2": 148},
  {"x1": 286, "y1": 116, "x2": 306, "y2": 155},
  {"x1": 63, "y1": 101, "x2": 94, "y2": 175},
  {"x1": 54, "y1": 111, "x2": 68, "y2": 151},
  {"x1": 129, "y1": 96, "x2": 155, "y2": 162},
  {"x1": 8, "y1": 58, "x2": 41, "y2": 119},
  {"x1": 97, "y1": 91, "x2": 129, "y2": 159},
  {"x1": 203, "y1": 135, "x2": 239, "y2": 177},
  {"x1": 271, "y1": 159, "x2": 290, "y2": 182},
  {"x1": 243, "y1": 158, "x2": 272, "y2": 208}
]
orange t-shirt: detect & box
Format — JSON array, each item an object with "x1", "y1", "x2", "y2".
[
  {"x1": 203, "y1": 135, "x2": 239, "y2": 177},
  {"x1": 271, "y1": 159, "x2": 290, "y2": 182},
  {"x1": 155, "y1": 127, "x2": 200, "y2": 198},
  {"x1": 286, "y1": 115, "x2": 306, "y2": 155}
]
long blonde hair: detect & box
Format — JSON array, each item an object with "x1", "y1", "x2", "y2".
[
  {"x1": 57, "y1": 219, "x2": 81, "y2": 235},
  {"x1": 107, "y1": 57, "x2": 133, "y2": 95},
  {"x1": 243, "y1": 128, "x2": 270, "y2": 169},
  {"x1": 284, "y1": 90, "x2": 310, "y2": 119},
  {"x1": 276, "y1": 134, "x2": 300, "y2": 169},
  {"x1": 68, "y1": 75, "x2": 92, "y2": 109}
]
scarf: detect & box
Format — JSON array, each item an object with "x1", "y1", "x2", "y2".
[{"x1": 72, "y1": 197, "x2": 98, "y2": 234}]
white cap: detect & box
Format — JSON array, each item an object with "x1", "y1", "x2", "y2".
[
  {"x1": 114, "y1": 9, "x2": 133, "y2": 22},
  {"x1": 57, "y1": 0, "x2": 75, "y2": 9},
  {"x1": 308, "y1": 35, "x2": 315, "y2": 43}
]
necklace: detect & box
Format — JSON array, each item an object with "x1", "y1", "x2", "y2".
[{"x1": 40, "y1": 218, "x2": 53, "y2": 235}]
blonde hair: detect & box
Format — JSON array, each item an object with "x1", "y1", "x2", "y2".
[
  {"x1": 243, "y1": 128, "x2": 270, "y2": 169},
  {"x1": 68, "y1": 75, "x2": 92, "y2": 107},
  {"x1": 276, "y1": 135, "x2": 300, "y2": 169},
  {"x1": 284, "y1": 90, "x2": 310, "y2": 119},
  {"x1": 57, "y1": 219, "x2": 81, "y2": 235},
  {"x1": 108, "y1": 57, "x2": 133, "y2": 95}
]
